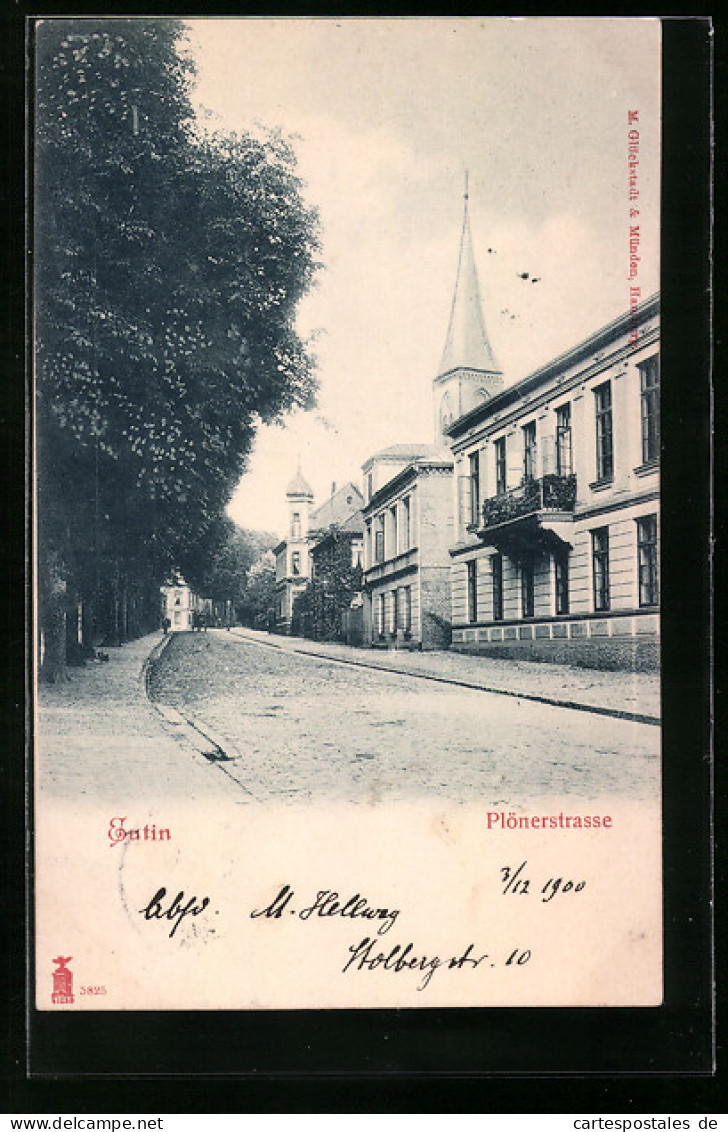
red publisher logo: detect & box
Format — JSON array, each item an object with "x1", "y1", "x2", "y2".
[{"x1": 51, "y1": 955, "x2": 74, "y2": 1004}]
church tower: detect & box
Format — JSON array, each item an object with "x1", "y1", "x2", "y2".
[
  {"x1": 286, "y1": 465, "x2": 314, "y2": 576},
  {"x1": 434, "y1": 178, "x2": 503, "y2": 445}
]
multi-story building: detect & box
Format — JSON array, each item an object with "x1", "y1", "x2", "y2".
[
  {"x1": 361, "y1": 445, "x2": 454, "y2": 649},
  {"x1": 161, "y1": 576, "x2": 205, "y2": 631},
  {"x1": 447, "y1": 293, "x2": 660, "y2": 670},
  {"x1": 274, "y1": 472, "x2": 364, "y2": 634},
  {"x1": 274, "y1": 469, "x2": 314, "y2": 633}
]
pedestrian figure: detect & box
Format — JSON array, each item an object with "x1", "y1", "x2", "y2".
[{"x1": 162, "y1": 616, "x2": 171, "y2": 635}]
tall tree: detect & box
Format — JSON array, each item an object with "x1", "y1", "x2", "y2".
[
  {"x1": 197, "y1": 519, "x2": 277, "y2": 611},
  {"x1": 34, "y1": 18, "x2": 319, "y2": 677}
]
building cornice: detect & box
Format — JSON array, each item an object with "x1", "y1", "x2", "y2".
[
  {"x1": 362, "y1": 459, "x2": 453, "y2": 516},
  {"x1": 447, "y1": 293, "x2": 660, "y2": 441}
]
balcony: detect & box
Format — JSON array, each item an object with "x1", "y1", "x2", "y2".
[
  {"x1": 364, "y1": 546, "x2": 418, "y2": 586},
  {"x1": 478, "y1": 474, "x2": 577, "y2": 552}
]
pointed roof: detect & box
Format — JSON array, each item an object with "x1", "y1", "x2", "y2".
[
  {"x1": 310, "y1": 481, "x2": 364, "y2": 529},
  {"x1": 286, "y1": 468, "x2": 314, "y2": 498},
  {"x1": 439, "y1": 180, "x2": 500, "y2": 377}
]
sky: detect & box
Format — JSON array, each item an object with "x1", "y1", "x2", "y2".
[{"x1": 185, "y1": 17, "x2": 661, "y2": 538}]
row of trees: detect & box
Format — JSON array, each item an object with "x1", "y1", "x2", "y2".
[{"x1": 35, "y1": 19, "x2": 319, "y2": 678}]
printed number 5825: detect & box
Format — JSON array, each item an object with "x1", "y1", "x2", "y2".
[{"x1": 79, "y1": 985, "x2": 107, "y2": 995}]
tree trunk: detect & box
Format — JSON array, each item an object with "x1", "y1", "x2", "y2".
[{"x1": 38, "y1": 558, "x2": 69, "y2": 683}]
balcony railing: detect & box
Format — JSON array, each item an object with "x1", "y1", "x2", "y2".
[
  {"x1": 480, "y1": 474, "x2": 577, "y2": 531},
  {"x1": 364, "y1": 546, "x2": 418, "y2": 584}
]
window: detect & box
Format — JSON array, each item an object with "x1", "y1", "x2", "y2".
[
  {"x1": 375, "y1": 515, "x2": 385, "y2": 562},
  {"x1": 291, "y1": 551, "x2": 301, "y2": 576},
  {"x1": 378, "y1": 593, "x2": 386, "y2": 636},
  {"x1": 556, "y1": 404, "x2": 573, "y2": 476},
  {"x1": 390, "y1": 589, "x2": 398, "y2": 634},
  {"x1": 594, "y1": 382, "x2": 614, "y2": 481},
  {"x1": 291, "y1": 511, "x2": 301, "y2": 539},
  {"x1": 592, "y1": 527, "x2": 610, "y2": 611},
  {"x1": 522, "y1": 422, "x2": 537, "y2": 482},
  {"x1": 495, "y1": 437, "x2": 507, "y2": 495},
  {"x1": 521, "y1": 557, "x2": 535, "y2": 618},
  {"x1": 401, "y1": 496, "x2": 411, "y2": 550},
  {"x1": 492, "y1": 554, "x2": 504, "y2": 621},
  {"x1": 366, "y1": 473, "x2": 373, "y2": 502},
  {"x1": 352, "y1": 544, "x2": 363, "y2": 569},
  {"x1": 639, "y1": 355, "x2": 660, "y2": 464},
  {"x1": 637, "y1": 515, "x2": 659, "y2": 606},
  {"x1": 467, "y1": 560, "x2": 478, "y2": 623},
  {"x1": 554, "y1": 551, "x2": 570, "y2": 615},
  {"x1": 402, "y1": 586, "x2": 412, "y2": 633},
  {"x1": 390, "y1": 506, "x2": 398, "y2": 556},
  {"x1": 469, "y1": 452, "x2": 480, "y2": 525},
  {"x1": 365, "y1": 521, "x2": 372, "y2": 567}
]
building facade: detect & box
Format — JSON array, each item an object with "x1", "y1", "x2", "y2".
[
  {"x1": 274, "y1": 474, "x2": 364, "y2": 634},
  {"x1": 274, "y1": 470, "x2": 314, "y2": 634},
  {"x1": 361, "y1": 446, "x2": 454, "y2": 649},
  {"x1": 447, "y1": 293, "x2": 660, "y2": 670},
  {"x1": 161, "y1": 576, "x2": 206, "y2": 631}
]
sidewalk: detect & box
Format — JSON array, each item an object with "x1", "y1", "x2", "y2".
[
  {"x1": 229, "y1": 627, "x2": 661, "y2": 722},
  {"x1": 34, "y1": 627, "x2": 660, "y2": 806},
  {"x1": 35, "y1": 633, "x2": 244, "y2": 803}
]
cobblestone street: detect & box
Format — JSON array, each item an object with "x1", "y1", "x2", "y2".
[{"x1": 146, "y1": 630, "x2": 660, "y2": 806}]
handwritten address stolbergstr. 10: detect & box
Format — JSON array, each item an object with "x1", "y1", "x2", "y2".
[
  {"x1": 137, "y1": 863, "x2": 588, "y2": 992},
  {"x1": 248, "y1": 881, "x2": 535, "y2": 991}
]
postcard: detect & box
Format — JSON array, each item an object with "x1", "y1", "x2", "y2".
[{"x1": 32, "y1": 16, "x2": 665, "y2": 1021}]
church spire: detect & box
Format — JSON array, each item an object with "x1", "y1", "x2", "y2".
[{"x1": 439, "y1": 175, "x2": 499, "y2": 376}]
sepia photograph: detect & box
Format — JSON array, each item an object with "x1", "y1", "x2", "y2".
[{"x1": 32, "y1": 16, "x2": 665, "y2": 1022}]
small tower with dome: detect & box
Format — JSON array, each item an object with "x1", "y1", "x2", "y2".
[{"x1": 286, "y1": 466, "x2": 314, "y2": 551}]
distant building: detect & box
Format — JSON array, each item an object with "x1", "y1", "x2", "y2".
[
  {"x1": 362, "y1": 445, "x2": 454, "y2": 649},
  {"x1": 274, "y1": 469, "x2": 314, "y2": 634},
  {"x1": 274, "y1": 473, "x2": 364, "y2": 634},
  {"x1": 447, "y1": 293, "x2": 660, "y2": 670},
  {"x1": 161, "y1": 576, "x2": 205, "y2": 631}
]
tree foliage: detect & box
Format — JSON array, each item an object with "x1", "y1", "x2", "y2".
[
  {"x1": 292, "y1": 531, "x2": 363, "y2": 641},
  {"x1": 239, "y1": 550, "x2": 277, "y2": 629},
  {"x1": 197, "y1": 520, "x2": 277, "y2": 608},
  {"x1": 35, "y1": 18, "x2": 319, "y2": 669}
]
